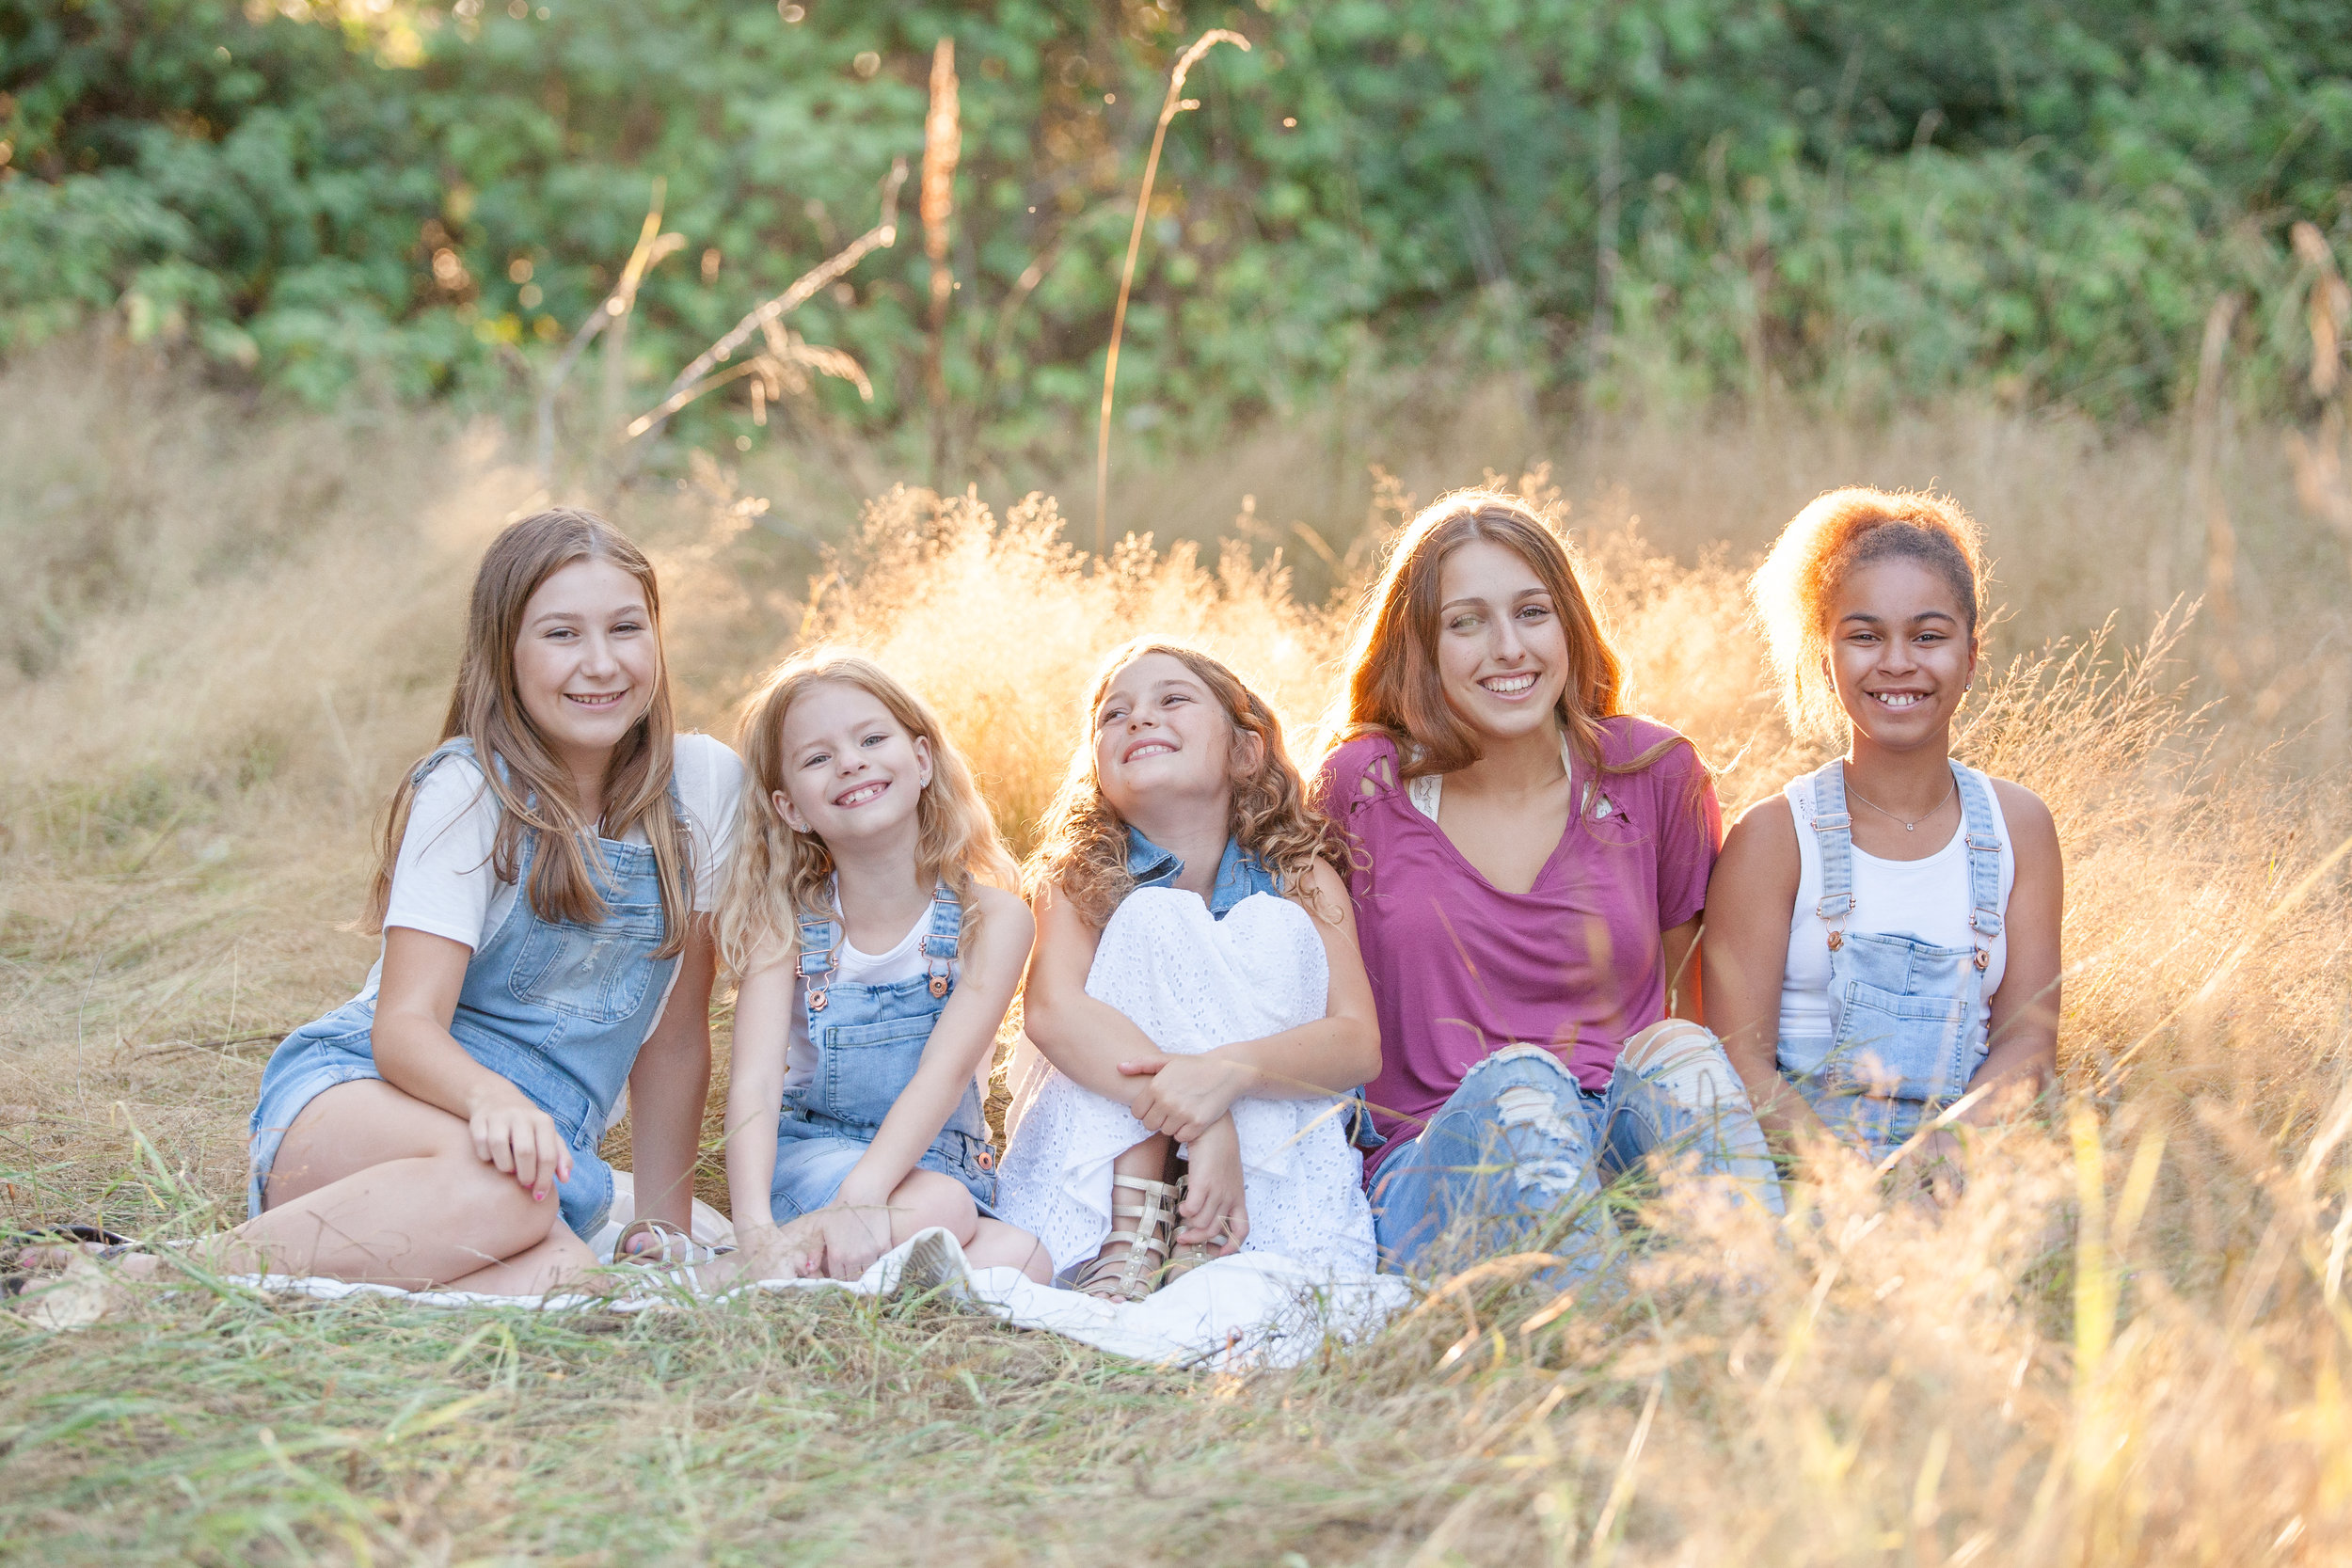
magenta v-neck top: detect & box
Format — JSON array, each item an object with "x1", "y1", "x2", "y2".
[{"x1": 1313, "y1": 720, "x2": 1722, "y2": 1174}]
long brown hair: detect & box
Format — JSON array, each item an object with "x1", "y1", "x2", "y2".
[
  {"x1": 1334, "y1": 488, "x2": 1679, "y2": 778},
  {"x1": 366, "y1": 509, "x2": 693, "y2": 956},
  {"x1": 1751, "y1": 485, "x2": 1988, "y2": 739},
  {"x1": 716, "y1": 648, "x2": 1016, "y2": 975},
  {"x1": 1026, "y1": 639, "x2": 1346, "y2": 927}
]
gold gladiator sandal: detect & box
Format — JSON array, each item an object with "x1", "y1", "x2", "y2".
[
  {"x1": 1155, "y1": 1172, "x2": 1217, "y2": 1286},
  {"x1": 1071, "y1": 1173, "x2": 1182, "y2": 1304}
]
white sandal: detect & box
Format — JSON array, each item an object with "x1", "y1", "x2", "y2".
[
  {"x1": 1070, "y1": 1174, "x2": 1181, "y2": 1304},
  {"x1": 612, "y1": 1218, "x2": 725, "y2": 1269}
]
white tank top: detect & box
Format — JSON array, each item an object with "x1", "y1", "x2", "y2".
[{"x1": 1776, "y1": 765, "x2": 2014, "y2": 1042}]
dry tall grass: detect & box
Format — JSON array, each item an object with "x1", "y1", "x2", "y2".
[{"x1": 3, "y1": 335, "x2": 2350, "y2": 1563}]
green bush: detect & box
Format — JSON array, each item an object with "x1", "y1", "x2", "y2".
[{"x1": 2, "y1": 0, "x2": 2347, "y2": 448}]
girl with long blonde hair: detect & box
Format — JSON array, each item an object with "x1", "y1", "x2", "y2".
[
  {"x1": 998, "y1": 640, "x2": 1381, "y2": 1302},
  {"x1": 33, "y1": 510, "x2": 743, "y2": 1294},
  {"x1": 715, "y1": 649, "x2": 1049, "y2": 1284}
]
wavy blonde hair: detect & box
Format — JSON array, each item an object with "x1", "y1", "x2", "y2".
[
  {"x1": 716, "y1": 648, "x2": 1016, "y2": 975},
  {"x1": 1752, "y1": 485, "x2": 1987, "y2": 739},
  {"x1": 366, "y1": 509, "x2": 692, "y2": 957},
  {"x1": 1026, "y1": 640, "x2": 1345, "y2": 927}
]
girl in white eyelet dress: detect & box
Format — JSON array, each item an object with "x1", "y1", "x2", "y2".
[{"x1": 998, "y1": 641, "x2": 1382, "y2": 1299}]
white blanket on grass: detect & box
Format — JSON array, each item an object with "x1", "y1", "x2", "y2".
[
  {"x1": 226, "y1": 1227, "x2": 1411, "y2": 1370},
  {"x1": 217, "y1": 1171, "x2": 1408, "y2": 1370}
]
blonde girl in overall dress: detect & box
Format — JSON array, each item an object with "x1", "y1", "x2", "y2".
[
  {"x1": 714, "y1": 651, "x2": 1049, "y2": 1286},
  {"x1": 13, "y1": 512, "x2": 740, "y2": 1294},
  {"x1": 999, "y1": 641, "x2": 1381, "y2": 1302},
  {"x1": 1705, "y1": 488, "x2": 2063, "y2": 1188}
]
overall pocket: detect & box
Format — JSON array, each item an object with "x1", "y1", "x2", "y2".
[
  {"x1": 816, "y1": 1012, "x2": 937, "y2": 1128},
  {"x1": 508, "y1": 901, "x2": 665, "y2": 1023},
  {"x1": 1826, "y1": 978, "x2": 1974, "y2": 1102}
]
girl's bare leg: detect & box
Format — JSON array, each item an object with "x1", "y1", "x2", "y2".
[
  {"x1": 236, "y1": 1081, "x2": 567, "y2": 1287},
  {"x1": 966, "y1": 1218, "x2": 1054, "y2": 1282},
  {"x1": 20, "y1": 1081, "x2": 568, "y2": 1288},
  {"x1": 880, "y1": 1171, "x2": 1054, "y2": 1283},
  {"x1": 440, "y1": 1227, "x2": 599, "y2": 1296}
]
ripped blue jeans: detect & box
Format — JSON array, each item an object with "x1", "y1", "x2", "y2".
[{"x1": 1370, "y1": 1035, "x2": 1782, "y2": 1278}]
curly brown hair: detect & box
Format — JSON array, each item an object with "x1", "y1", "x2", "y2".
[{"x1": 1025, "y1": 640, "x2": 1345, "y2": 927}]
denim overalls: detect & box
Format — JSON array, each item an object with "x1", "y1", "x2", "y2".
[
  {"x1": 767, "y1": 880, "x2": 1000, "y2": 1220},
  {"x1": 247, "y1": 739, "x2": 684, "y2": 1238},
  {"x1": 1780, "y1": 759, "x2": 2005, "y2": 1160}
]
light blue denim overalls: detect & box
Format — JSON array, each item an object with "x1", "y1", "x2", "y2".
[
  {"x1": 1780, "y1": 758, "x2": 2006, "y2": 1160},
  {"x1": 767, "y1": 880, "x2": 1000, "y2": 1221},
  {"x1": 247, "y1": 738, "x2": 685, "y2": 1238}
]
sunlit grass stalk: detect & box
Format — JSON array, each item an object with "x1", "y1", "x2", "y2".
[
  {"x1": 1092, "y1": 29, "x2": 1248, "y2": 556},
  {"x1": 533, "y1": 179, "x2": 682, "y2": 487},
  {"x1": 626, "y1": 160, "x2": 909, "y2": 448}
]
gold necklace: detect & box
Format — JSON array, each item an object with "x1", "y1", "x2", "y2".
[{"x1": 1843, "y1": 768, "x2": 1956, "y2": 832}]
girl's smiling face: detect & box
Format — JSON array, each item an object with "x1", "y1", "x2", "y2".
[
  {"x1": 1091, "y1": 652, "x2": 1249, "y2": 820},
  {"x1": 773, "y1": 679, "x2": 932, "y2": 847},
  {"x1": 1826, "y1": 555, "x2": 1979, "y2": 750},
  {"x1": 512, "y1": 557, "x2": 661, "y2": 769},
  {"x1": 1434, "y1": 537, "x2": 1571, "y2": 746}
]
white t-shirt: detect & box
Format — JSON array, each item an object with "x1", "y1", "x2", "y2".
[{"x1": 365, "y1": 732, "x2": 745, "y2": 1001}]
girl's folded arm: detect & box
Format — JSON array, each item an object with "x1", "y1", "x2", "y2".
[
  {"x1": 373, "y1": 927, "x2": 536, "y2": 1117},
  {"x1": 1019, "y1": 879, "x2": 1170, "y2": 1101},
  {"x1": 1200, "y1": 861, "x2": 1381, "y2": 1096},
  {"x1": 1703, "y1": 798, "x2": 1833, "y2": 1148},
  {"x1": 1970, "y1": 780, "x2": 2062, "y2": 1117},
  {"x1": 722, "y1": 948, "x2": 796, "y2": 1236},
  {"x1": 835, "y1": 887, "x2": 1036, "y2": 1207},
  {"x1": 1121, "y1": 863, "x2": 1379, "y2": 1143}
]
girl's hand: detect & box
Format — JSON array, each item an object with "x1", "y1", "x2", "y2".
[
  {"x1": 468, "y1": 1094, "x2": 571, "y2": 1201},
  {"x1": 1904, "y1": 1126, "x2": 1968, "y2": 1209},
  {"x1": 1176, "y1": 1117, "x2": 1249, "y2": 1255},
  {"x1": 814, "y1": 1202, "x2": 897, "y2": 1282},
  {"x1": 734, "y1": 1219, "x2": 827, "y2": 1281},
  {"x1": 1120, "y1": 1053, "x2": 1252, "y2": 1145}
]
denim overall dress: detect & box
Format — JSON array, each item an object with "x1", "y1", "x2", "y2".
[
  {"x1": 1780, "y1": 759, "x2": 2006, "y2": 1159},
  {"x1": 247, "y1": 739, "x2": 685, "y2": 1238},
  {"x1": 767, "y1": 881, "x2": 1001, "y2": 1221}
]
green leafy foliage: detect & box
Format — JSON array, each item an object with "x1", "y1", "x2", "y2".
[{"x1": 3, "y1": 0, "x2": 2347, "y2": 445}]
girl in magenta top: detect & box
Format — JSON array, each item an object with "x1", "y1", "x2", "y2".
[{"x1": 1312, "y1": 490, "x2": 1781, "y2": 1273}]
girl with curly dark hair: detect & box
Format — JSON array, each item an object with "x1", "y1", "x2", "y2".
[{"x1": 997, "y1": 641, "x2": 1381, "y2": 1302}]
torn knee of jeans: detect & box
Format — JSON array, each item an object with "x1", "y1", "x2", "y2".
[
  {"x1": 1496, "y1": 1084, "x2": 1583, "y2": 1148},
  {"x1": 1517, "y1": 1157, "x2": 1585, "y2": 1200}
]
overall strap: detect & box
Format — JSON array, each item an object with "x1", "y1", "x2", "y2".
[
  {"x1": 1807, "y1": 760, "x2": 1856, "y2": 949},
  {"x1": 920, "y1": 880, "x2": 962, "y2": 999},
  {"x1": 1952, "y1": 761, "x2": 2006, "y2": 972},
  {"x1": 411, "y1": 735, "x2": 480, "y2": 788},
  {"x1": 799, "y1": 879, "x2": 842, "y2": 1012}
]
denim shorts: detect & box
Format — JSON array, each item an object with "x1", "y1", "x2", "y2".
[{"x1": 768, "y1": 1109, "x2": 1000, "y2": 1224}]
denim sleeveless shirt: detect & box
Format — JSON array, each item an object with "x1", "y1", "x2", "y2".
[
  {"x1": 1782, "y1": 758, "x2": 2006, "y2": 1158},
  {"x1": 248, "y1": 738, "x2": 688, "y2": 1236},
  {"x1": 1122, "y1": 827, "x2": 1282, "y2": 913}
]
